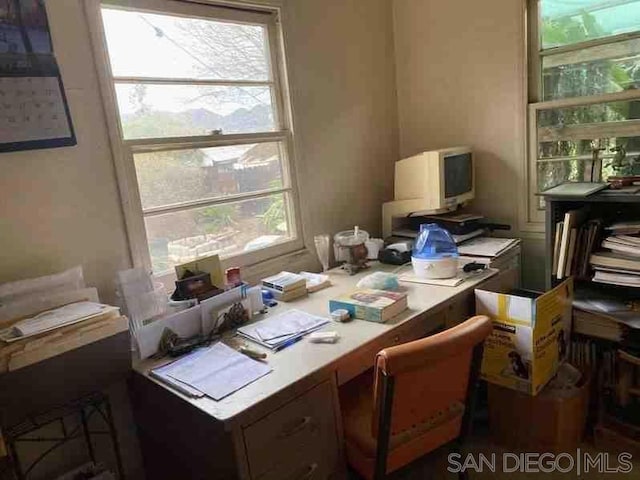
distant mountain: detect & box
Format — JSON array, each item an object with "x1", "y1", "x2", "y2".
[{"x1": 122, "y1": 104, "x2": 273, "y2": 137}]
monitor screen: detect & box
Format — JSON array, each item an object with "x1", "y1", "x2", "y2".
[{"x1": 444, "y1": 152, "x2": 472, "y2": 198}]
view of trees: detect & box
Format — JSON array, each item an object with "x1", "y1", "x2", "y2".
[
  {"x1": 537, "y1": 3, "x2": 640, "y2": 194},
  {"x1": 101, "y1": 8, "x2": 290, "y2": 272}
]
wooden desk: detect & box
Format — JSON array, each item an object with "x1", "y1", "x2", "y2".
[{"x1": 129, "y1": 262, "x2": 519, "y2": 480}]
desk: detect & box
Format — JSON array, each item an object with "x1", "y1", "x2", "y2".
[{"x1": 129, "y1": 261, "x2": 519, "y2": 480}]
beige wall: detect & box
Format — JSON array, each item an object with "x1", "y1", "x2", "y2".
[
  {"x1": 392, "y1": 0, "x2": 546, "y2": 289},
  {"x1": 0, "y1": 1, "x2": 398, "y2": 478},
  {"x1": 0, "y1": 0, "x2": 399, "y2": 302},
  {"x1": 0, "y1": 2, "x2": 131, "y2": 304}
]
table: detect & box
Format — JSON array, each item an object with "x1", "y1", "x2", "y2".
[{"x1": 129, "y1": 261, "x2": 519, "y2": 479}]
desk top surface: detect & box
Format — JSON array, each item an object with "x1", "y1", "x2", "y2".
[{"x1": 134, "y1": 263, "x2": 498, "y2": 423}]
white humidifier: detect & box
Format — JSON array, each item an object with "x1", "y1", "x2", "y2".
[{"x1": 411, "y1": 223, "x2": 459, "y2": 279}]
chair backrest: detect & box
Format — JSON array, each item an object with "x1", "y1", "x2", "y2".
[{"x1": 372, "y1": 315, "x2": 492, "y2": 438}]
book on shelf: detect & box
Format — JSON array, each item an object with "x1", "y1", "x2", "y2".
[
  {"x1": 594, "y1": 270, "x2": 640, "y2": 285},
  {"x1": 605, "y1": 221, "x2": 640, "y2": 235},
  {"x1": 611, "y1": 235, "x2": 640, "y2": 247},
  {"x1": 261, "y1": 272, "x2": 306, "y2": 292},
  {"x1": 553, "y1": 214, "x2": 601, "y2": 280},
  {"x1": 552, "y1": 221, "x2": 563, "y2": 276},
  {"x1": 556, "y1": 208, "x2": 589, "y2": 280},
  {"x1": 565, "y1": 228, "x2": 578, "y2": 277},
  {"x1": 573, "y1": 308, "x2": 626, "y2": 342},
  {"x1": 601, "y1": 239, "x2": 640, "y2": 257},
  {"x1": 591, "y1": 252, "x2": 640, "y2": 272},
  {"x1": 328, "y1": 289, "x2": 408, "y2": 323},
  {"x1": 582, "y1": 220, "x2": 602, "y2": 277}
]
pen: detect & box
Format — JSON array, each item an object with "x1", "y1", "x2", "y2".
[{"x1": 273, "y1": 335, "x2": 302, "y2": 352}]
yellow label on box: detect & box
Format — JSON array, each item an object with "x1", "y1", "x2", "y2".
[{"x1": 476, "y1": 278, "x2": 573, "y2": 396}]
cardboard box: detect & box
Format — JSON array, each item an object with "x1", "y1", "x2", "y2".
[
  {"x1": 488, "y1": 372, "x2": 589, "y2": 453},
  {"x1": 475, "y1": 278, "x2": 573, "y2": 395}
]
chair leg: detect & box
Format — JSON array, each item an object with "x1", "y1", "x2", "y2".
[
  {"x1": 459, "y1": 344, "x2": 484, "y2": 443},
  {"x1": 373, "y1": 374, "x2": 395, "y2": 480},
  {"x1": 453, "y1": 343, "x2": 484, "y2": 480},
  {"x1": 451, "y1": 442, "x2": 469, "y2": 480}
]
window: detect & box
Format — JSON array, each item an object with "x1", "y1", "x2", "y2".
[
  {"x1": 88, "y1": 0, "x2": 301, "y2": 275},
  {"x1": 526, "y1": 0, "x2": 640, "y2": 225}
]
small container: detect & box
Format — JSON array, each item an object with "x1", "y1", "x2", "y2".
[
  {"x1": 365, "y1": 238, "x2": 384, "y2": 260},
  {"x1": 411, "y1": 223, "x2": 459, "y2": 279},
  {"x1": 331, "y1": 309, "x2": 351, "y2": 322},
  {"x1": 334, "y1": 227, "x2": 369, "y2": 263},
  {"x1": 225, "y1": 267, "x2": 242, "y2": 288}
]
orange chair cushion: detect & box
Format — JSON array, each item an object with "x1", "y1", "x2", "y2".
[{"x1": 340, "y1": 371, "x2": 464, "y2": 479}]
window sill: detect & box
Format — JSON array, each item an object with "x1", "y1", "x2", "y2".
[{"x1": 154, "y1": 247, "x2": 319, "y2": 293}]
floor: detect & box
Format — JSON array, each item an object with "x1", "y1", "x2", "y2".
[{"x1": 348, "y1": 426, "x2": 640, "y2": 479}]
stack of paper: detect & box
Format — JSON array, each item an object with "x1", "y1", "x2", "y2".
[
  {"x1": 237, "y1": 309, "x2": 329, "y2": 350},
  {"x1": 0, "y1": 302, "x2": 119, "y2": 342},
  {"x1": 150, "y1": 343, "x2": 272, "y2": 400}
]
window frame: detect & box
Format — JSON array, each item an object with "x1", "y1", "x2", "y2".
[
  {"x1": 85, "y1": 0, "x2": 304, "y2": 279},
  {"x1": 524, "y1": 0, "x2": 640, "y2": 230}
]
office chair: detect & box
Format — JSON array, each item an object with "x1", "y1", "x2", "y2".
[{"x1": 339, "y1": 315, "x2": 492, "y2": 480}]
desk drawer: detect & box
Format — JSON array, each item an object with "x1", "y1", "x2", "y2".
[
  {"x1": 243, "y1": 381, "x2": 339, "y2": 479},
  {"x1": 337, "y1": 309, "x2": 447, "y2": 385},
  {"x1": 255, "y1": 451, "x2": 335, "y2": 480}
]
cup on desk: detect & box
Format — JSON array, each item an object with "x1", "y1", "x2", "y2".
[{"x1": 365, "y1": 238, "x2": 384, "y2": 260}]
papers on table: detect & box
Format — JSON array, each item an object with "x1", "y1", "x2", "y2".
[
  {"x1": 150, "y1": 343, "x2": 272, "y2": 401},
  {"x1": 237, "y1": 309, "x2": 330, "y2": 350},
  {"x1": 457, "y1": 237, "x2": 520, "y2": 258},
  {"x1": 399, "y1": 273, "x2": 465, "y2": 287},
  {"x1": 149, "y1": 350, "x2": 207, "y2": 398},
  {"x1": 0, "y1": 301, "x2": 119, "y2": 343}
]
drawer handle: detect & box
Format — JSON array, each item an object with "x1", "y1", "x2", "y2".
[
  {"x1": 289, "y1": 463, "x2": 318, "y2": 480},
  {"x1": 279, "y1": 416, "x2": 312, "y2": 438}
]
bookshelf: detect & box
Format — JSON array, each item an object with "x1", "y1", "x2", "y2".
[
  {"x1": 544, "y1": 192, "x2": 640, "y2": 291},
  {"x1": 544, "y1": 191, "x2": 640, "y2": 450}
]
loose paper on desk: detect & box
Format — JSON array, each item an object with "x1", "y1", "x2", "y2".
[
  {"x1": 149, "y1": 350, "x2": 207, "y2": 399},
  {"x1": 237, "y1": 309, "x2": 329, "y2": 349},
  {"x1": 0, "y1": 302, "x2": 118, "y2": 343},
  {"x1": 166, "y1": 343, "x2": 272, "y2": 401},
  {"x1": 398, "y1": 273, "x2": 465, "y2": 287}
]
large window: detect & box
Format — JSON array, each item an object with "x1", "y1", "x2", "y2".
[
  {"x1": 527, "y1": 0, "x2": 640, "y2": 225},
  {"x1": 88, "y1": 0, "x2": 301, "y2": 274}
]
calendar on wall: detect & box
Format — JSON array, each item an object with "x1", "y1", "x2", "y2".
[
  {"x1": 0, "y1": 0, "x2": 76, "y2": 152},
  {"x1": 0, "y1": 73, "x2": 75, "y2": 151}
]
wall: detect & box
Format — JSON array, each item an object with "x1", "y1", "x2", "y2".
[
  {"x1": 285, "y1": 0, "x2": 398, "y2": 244},
  {"x1": 0, "y1": 0, "x2": 398, "y2": 478},
  {"x1": 0, "y1": 2, "x2": 131, "y2": 305},
  {"x1": 392, "y1": 0, "x2": 546, "y2": 289},
  {"x1": 0, "y1": 0, "x2": 399, "y2": 300}
]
